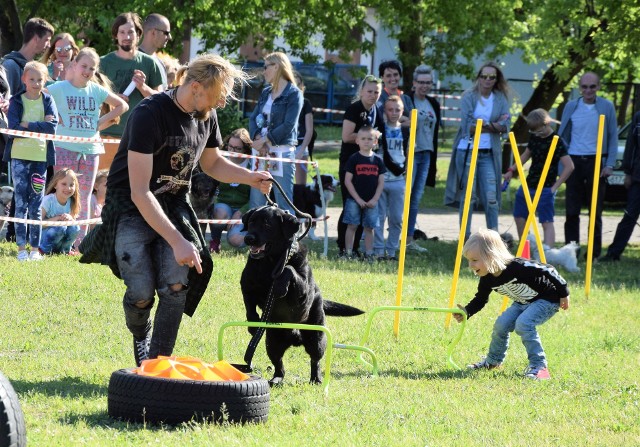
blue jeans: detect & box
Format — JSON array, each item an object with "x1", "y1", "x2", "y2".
[
  {"x1": 343, "y1": 198, "x2": 379, "y2": 228},
  {"x1": 408, "y1": 151, "x2": 431, "y2": 237},
  {"x1": 456, "y1": 150, "x2": 499, "y2": 236},
  {"x1": 40, "y1": 225, "x2": 80, "y2": 254},
  {"x1": 374, "y1": 180, "x2": 405, "y2": 257},
  {"x1": 115, "y1": 214, "x2": 190, "y2": 358},
  {"x1": 250, "y1": 149, "x2": 296, "y2": 214},
  {"x1": 11, "y1": 159, "x2": 47, "y2": 248},
  {"x1": 486, "y1": 299, "x2": 559, "y2": 369}
]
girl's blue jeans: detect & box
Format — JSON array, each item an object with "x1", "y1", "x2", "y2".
[
  {"x1": 11, "y1": 159, "x2": 47, "y2": 248},
  {"x1": 40, "y1": 224, "x2": 80, "y2": 254},
  {"x1": 485, "y1": 299, "x2": 560, "y2": 369}
]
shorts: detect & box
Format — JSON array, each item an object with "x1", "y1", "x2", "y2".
[
  {"x1": 513, "y1": 186, "x2": 555, "y2": 223},
  {"x1": 342, "y1": 198, "x2": 379, "y2": 228}
]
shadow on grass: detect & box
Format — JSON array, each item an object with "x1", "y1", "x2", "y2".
[
  {"x1": 11, "y1": 376, "x2": 107, "y2": 398},
  {"x1": 331, "y1": 367, "x2": 467, "y2": 381}
]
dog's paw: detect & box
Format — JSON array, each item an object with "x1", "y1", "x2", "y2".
[
  {"x1": 272, "y1": 266, "x2": 294, "y2": 298},
  {"x1": 269, "y1": 376, "x2": 284, "y2": 387}
]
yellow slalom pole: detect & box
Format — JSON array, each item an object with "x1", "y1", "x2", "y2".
[
  {"x1": 499, "y1": 133, "x2": 559, "y2": 312},
  {"x1": 393, "y1": 109, "x2": 418, "y2": 337},
  {"x1": 445, "y1": 119, "x2": 483, "y2": 329},
  {"x1": 585, "y1": 115, "x2": 605, "y2": 299}
]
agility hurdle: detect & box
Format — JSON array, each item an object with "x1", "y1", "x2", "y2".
[
  {"x1": 359, "y1": 306, "x2": 467, "y2": 373},
  {"x1": 217, "y1": 321, "x2": 377, "y2": 395}
]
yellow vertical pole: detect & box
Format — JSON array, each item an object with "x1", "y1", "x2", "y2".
[
  {"x1": 499, "y1": 133, "x2": 559, "y2": 312},
  {"x1": 585, "y1": 115, "x2": 605, "y2": 299},
  {"x1": 445, "y1": 119, "x2": 483, "y2": 329},
  {"x1": 393, "y1": 109, "x2": 418, "y2": 337}
]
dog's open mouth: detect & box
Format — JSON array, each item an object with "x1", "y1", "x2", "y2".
[{"x1": 249, "y1": 244, "x2": 267, "y2": 258}]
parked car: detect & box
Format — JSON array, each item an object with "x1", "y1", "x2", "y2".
[{"x1": 605, "y1": 121, "x2": 629, "y2": 203}]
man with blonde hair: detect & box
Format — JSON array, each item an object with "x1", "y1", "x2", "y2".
[{"x1": 80, "y1": 53, "x2": 273, "y2": 366}]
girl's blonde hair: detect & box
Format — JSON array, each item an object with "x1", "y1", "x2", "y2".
[
  {"x1": 471, "y1": 61, "x2": 513, "y2": 99},
  {"x1": 93, "y1": 169, "x2": 109, "y2": 193},
  {"x1": 462, "y1": 228, "x2": 514, "y2": 274},
  {"x1": 23, "y1": 61, "x2": 48, "y2": 80},
  {"x1": 45, "y1": 168, "x2": 81, "y2": 217},
  {"x1": 174, "y1": 53, "x2": 249, "y2": 104},
  {"x1": 264, "y1": 52, "x2": 295, "y2": 91}
]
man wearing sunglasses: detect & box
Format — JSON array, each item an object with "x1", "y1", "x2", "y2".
[
  {"x1": 558, "y1": 72, "x2": 618, "y2": 260},
  {"x1": 140, "y1": 13, "x2": 172, "y2": 90}
]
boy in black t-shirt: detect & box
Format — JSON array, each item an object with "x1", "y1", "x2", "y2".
[
  {"x1": 502, "y1": 109, "x2": 574, "y2": 247},
  {"x1": 343, "y1": 125, "x2": 386, "y2": 261}
]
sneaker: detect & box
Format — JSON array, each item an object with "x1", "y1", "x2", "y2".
[
  {"x1": 133, "y1": 334, "x2": 151, "y2": 367},
  {"x1": 406, "y1": 241, "x2": 428, "y2": 253},
  {"x1": 209, "y1": 239, "x2": 221, "y2": 254},
  {"x1": 467, "y1": 358, "x2": 501, "y2": 370},
  {"x1": 363, "y1": 254, "x2": 376, "y2": 264},
  {"x1": 16, "y1": 250, "x2": 28, "y2": 262},
  {"x1": 29, "y1": 250, "x2": 44, "y2": 261},
  {"x1": 524, "y1": 366, "x2": 550, "y2": 380},
  {"x1": 376, "y1": 255, "x2": 388, "y2": 262},
  {"x1": 598, "y1": 254, "x2": 620, "y2": 263}
]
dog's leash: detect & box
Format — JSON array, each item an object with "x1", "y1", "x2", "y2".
[{"x1": 243, "y1": 178, "x2": 313, "y2": 368}]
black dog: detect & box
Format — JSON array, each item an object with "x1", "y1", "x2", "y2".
[
  {"x1": 189, "y1": 171, "x2": 219, "y2": 236},
  {"x1": 240, "y1": 205, "x2": 364, "y2": 385},
  {"x1": 292, "y1": 174, "x2": 338, "y2": 240}
]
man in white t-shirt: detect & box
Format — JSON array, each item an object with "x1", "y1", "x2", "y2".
[{"x1": 558, "y1": 72, "x2": 618, "y2": 259}]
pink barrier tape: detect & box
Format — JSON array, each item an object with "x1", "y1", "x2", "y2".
[
  {"x1": 0, "y1": 128, "x2": 121, "y2": 144},
  {"x1": 0, "y1": 215, "x2": 328, "y2": 226},
  {"x1": 220, "y1": 150, "x2": 318, "y2": 166}
]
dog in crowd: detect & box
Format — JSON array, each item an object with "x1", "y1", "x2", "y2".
[
  {"x1": 0, "y1": 185, "x2": 13, "y2": 238},
  {"x1": 189, "y1": 171, "x2": 219, "y2": 236},
  {"x1": 292, "y1": 174, "x2": 338, "y2": 240},
  {"x1": 240, "y1": 205, "x2": 364, "y2": 385},
  {"x1": 413, "y1": 228, "x2": 439, "y2": 242},
  {"x1": 527, "y1": 234, "x2": 580, "y2": 273}
]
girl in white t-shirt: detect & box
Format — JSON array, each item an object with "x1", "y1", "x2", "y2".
[
  {"x1": 47, "y1": 47, "x2": 128, "y2": 247},
  {"x1": 40, "y1": 168, "x2": 81, "y2": 255}
]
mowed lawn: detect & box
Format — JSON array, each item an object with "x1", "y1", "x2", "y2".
[{"x1": 0, "y1": 236, "x2": 639, "y2": 446}]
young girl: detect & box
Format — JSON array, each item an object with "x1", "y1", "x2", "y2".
[
  {"x1": 90, "y1": 169, "x2": 108, "y2": 229},
  {"x1": 209, "y1": 128, "x2": 253, "y2": 253},
  {"x1": 502, "y1": 109, "x2": 574, "y2": 247},
  {"x1": 47, "y1": 47, "x2": 128, "y2": 247},
  {"x1": 40, "y1": 33, "x2": 80, "y2": 83},
  {"x1": 2, "y1": 61, "x2": 58, "y2": 261},
  {"x1": 453, "y1": 228, "x2": 570, "y2": 380},
  {"x1": 40, "y1": 168, "x2": 81, "y2": 255}
]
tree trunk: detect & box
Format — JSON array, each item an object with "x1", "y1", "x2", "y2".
[{"x1": 0, "y1": 0, "x2": 22, "y2": 54}]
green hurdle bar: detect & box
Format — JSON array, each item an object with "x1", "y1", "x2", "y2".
[
  {"x1": 359, "y1": 306, "x2": 468, "y2": 373},
  {"x1": 217, "y1": 321, "x2": 378, "y2": 395}
]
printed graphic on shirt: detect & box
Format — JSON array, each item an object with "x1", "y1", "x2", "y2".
[
  {"x1": 493, "y1": 278, "x2": 537, "y2": 304},
  {"x1": 154, "y1": 138, "x2": 196, "y2": 195},
  {"x1": 60, "y1": 96, "x2": 98, "y2": 130},
  {"x1": 355, "y1": 163, "x2": 380, "y2": 176}
]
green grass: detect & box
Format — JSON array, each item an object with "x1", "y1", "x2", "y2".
[{"x1": 0, "y1": 237, "x2": 639, "y2": 446}]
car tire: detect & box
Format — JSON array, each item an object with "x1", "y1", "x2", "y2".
[
  {"x1": 108, "y1": 368, "x2": 270, "y2": 425},
  {"x1": 0, "y1": 371, "x2": 26, "y2": 447}
]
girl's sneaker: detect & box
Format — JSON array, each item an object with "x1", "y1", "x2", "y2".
[
  {"x1": 524, "y1": 366, "x2": 550, "y2": 380},
  {"x1": 29, "y1": 250, "x2": 44, "y2": 261},
  {"x1": 17, "y1": 250, "x2": 28, "y2": 262},
  {"x1": 467, "y1": 358, "x2": 501, "y2": 370}
]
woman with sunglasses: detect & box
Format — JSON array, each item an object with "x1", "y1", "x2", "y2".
[
  {"x1": 40, "y1": 33, "x2": 79, "y2": 84},
  {"x1": 445, "y1": 61, "x2": 512, "y2": 238},
  {"x1": 249, "y1": 52, "x2": 303, "y2": 214},
  {"x1": 337, "y1": 74, "x2": 385, "y2": 258}
]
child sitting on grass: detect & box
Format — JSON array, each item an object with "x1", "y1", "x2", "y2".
[
  {"x1": 40, "y1": 168, "x2": 81, "y2": 255},
  {"x1": 453, "y1": 228, "x2": 570, "y2": 380}
]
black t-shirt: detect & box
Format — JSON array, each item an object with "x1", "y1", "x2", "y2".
[
  {"x1": 344, "y1": 152, "x2": 386, "y2": 201},
  {"x1": 297, "y1": 98, "x2": 313, "y2": 140},
  {"x1": 108, "y1": 91, "x2": 222, "y2": 196},
  {"x1": 464, "y1": 258, "x2": 570, "y2": 319},
  {"x1": 340, "y1": 100, "x2": 386, "y2": 168},
  {"x1": 526, "y1": 131, "x2": 568, "y2": 188}
]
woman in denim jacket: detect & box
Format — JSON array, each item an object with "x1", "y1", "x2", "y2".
[
  {"x1": 249, "y1": 52, "x2": 303, "y2": 214},
  {"x1": 444, "y1": 62, "x2": 512, "y2": 238}
]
